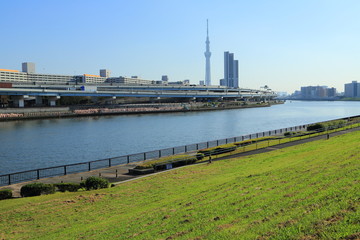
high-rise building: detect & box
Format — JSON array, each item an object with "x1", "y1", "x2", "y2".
[
  {"x1": 100, "y1": 69, "x2": 111, "y2": 78},
  {"x1": 22, "y1": 62, "x2": 35, "y2": 74},
  {"x1": 161, "y1": 75, "x2": 168, "y2": 82},
  {"x1": 204, "y1": 19, "x2": 211, "y2": 86},
  {"x1": 223, "y1": 51, "x2": 239, "y2": 88},
  {"x1": 344, "y1": 81, "x2": 360, "y2": 98}
]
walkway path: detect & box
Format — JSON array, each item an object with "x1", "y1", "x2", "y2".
[{"x1": 1, "y1": 126, "x2": 359, "y2": 197}]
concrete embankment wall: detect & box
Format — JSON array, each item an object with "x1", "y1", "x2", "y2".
[
  {"x1": 0, "y1": 102, "x2": 279, "y2": 121},
  {"x1": 0, "y1": 107, "x2": 70, "y2": 114}
]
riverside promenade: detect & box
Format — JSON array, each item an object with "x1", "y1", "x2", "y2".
[{"x1": 1, "y1": 126, "x2": 359, "y2": 198}]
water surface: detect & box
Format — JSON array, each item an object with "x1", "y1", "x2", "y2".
[{"x1": 1, "y1": 101, "x2": 359, "y2": 174}]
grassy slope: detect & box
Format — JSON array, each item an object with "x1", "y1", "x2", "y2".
[{"x1": 1, "y1": 132, "x2": 359, "y2": 240}]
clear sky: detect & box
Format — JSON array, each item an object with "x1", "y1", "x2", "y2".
[{"x1": 1, "y1": 0, "x2": 360, "y2": 93}]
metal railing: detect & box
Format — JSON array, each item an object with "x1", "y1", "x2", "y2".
[{"x1": 1, "y1": 115, "x2": 359, "y2": 186}]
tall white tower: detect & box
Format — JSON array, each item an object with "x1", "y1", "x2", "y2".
[{"x1": 204, "y1": 19, "x2": 211, "y2": 86}]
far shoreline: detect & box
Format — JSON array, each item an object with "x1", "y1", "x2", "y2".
[{"x1": 0, "y1": 101, "x2": 284, "y2": 122}]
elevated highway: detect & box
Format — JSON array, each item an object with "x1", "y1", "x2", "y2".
[{"x1": 0, "y1": 84, "x2": 277, "y2": 107}]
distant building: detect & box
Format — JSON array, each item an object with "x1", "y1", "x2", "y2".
[
  {"x1": 327, "y1": 87, "x2": 336, "y2": 97},
  {"x1": 22, "y1": 62, "x2": 35, "y2": 74},
  {"x1": 106, "y1": 76, "x2": 153, "y2": 85},
  {"x1": 199, "y1": 80, "x2": 205, "y2": 86},
  {"x1": 300, "y1": 86, "x2": 337, "y2": 99},
  {"x1": 0, "y1": 64, "x2": 77, "y2": 84},
  {"x1": 344, "y1": 81, "x2": 360, "y2": 98},
  {"x1": 100, "y1": 69, "x2": 111, "y2": 78},
  {"x1": 222, "y1": 51, "x2": 239, "y2": 88},
  {"x1": 161, "y1": 75, "x2": 168, "y2": 82},
  {"x1": 183, "y1": 79, "x2": 190, "y2": 85},
  {"x1": 83, "y1": 74, "x2": 106, "y2": 84}
]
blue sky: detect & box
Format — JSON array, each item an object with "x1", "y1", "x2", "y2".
[{"x1": 1, "y1": 0, "x2": 360, "y2": 93}]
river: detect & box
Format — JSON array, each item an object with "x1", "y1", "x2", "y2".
[{"x1": 1, "y1": 100, "x2": 360, "y2": 175}]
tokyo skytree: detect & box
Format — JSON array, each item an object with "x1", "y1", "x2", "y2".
[{"x1": 204, "y1": 19, "x2": 211, "y2": 86}]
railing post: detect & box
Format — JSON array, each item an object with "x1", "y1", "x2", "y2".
[
  {"x1": 217, "y1": 140, "x2": 219, "y2": 146},
  {"x1": 173, "y1": 148, "x2": 175, "y2": 155},
  {"x1": 88, "y1": 162, "x2": 91, "y2": 171},
  {"x1": 185, "y1": 145, "x2": 187, "y2": 152},
  {"x1": 64, "y1": 166, "x2": 67, "y2": 175},
  {"x1": 226, "y1": 138, "x2": 228, "y2": 144},
  {"x1": 144, "y1": 153, "x2": 146, "y2": 160},
  {"x1": 207, "y1": 142, "x2": 209, "y2": 148},
  {"x1": 159, "y1": 150, "x2": 161, "y2": 158},
  {"x1": 109, "y1": 158, "x2": 111, "y2": 167},
  {"x1": 8, "y1": 174, "x2": 11, "y2": 185},
  {"x1": 37, "y1": 169, "x2": 40, "y2": 179},
  {"x1": 196, "y1": 144, "x2": 199, "y2": 150},
  {"x1": 127, "y1": 155, "x2": 130, "y2": 164}
]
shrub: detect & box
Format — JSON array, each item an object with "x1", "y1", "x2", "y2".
[
  {"x1": 135, "y1": 155, "x2": 194, "y2": 169},
  {"x1": 284, "y1": 132, "x2": 296, "y2": 137},
  {"x1": 20, "y1": 183, "x2": 55, "y2": 197},
  {"x1": 307, "y1": 120, "x2": 347, "y2": 132},
  {"x1": 0, "y1": 189, "x2": 12, "y2": 200},
  {"x1": 198, "y1": 145, "x2": 236, "y2": 156},
  {"x1": 196, "y1": 153, "x2": 205, "y2": 160},
  {"x1": 54, "y1": 183, "x2": 81, "y2": 192},
  {"x1": 81, "y1": 176, "x2": 109, "y2": 190},
  {"x1": 307, "y1": 123, "x2": 326, "y2": 131},
  {"x1": 153, "y1": 157, "x2": 197, "y2": 171},
  {"x1": 327, "y1": 120, "x2": 347, "y2": 129}
]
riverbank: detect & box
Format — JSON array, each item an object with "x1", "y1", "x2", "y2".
[
  {"x1": 0, "y1": 101, "x2": 283, "y2": 121},
  {"x1": 2, "y1": 120, "x2": 359, "y2": 196},
  {"x1": 1, "y1": 128, "x2": 359, "y2": 239}
]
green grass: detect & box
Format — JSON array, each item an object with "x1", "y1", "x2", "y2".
[{"x1": 0, "y1": 131, "x2": 359, "y2": 239}]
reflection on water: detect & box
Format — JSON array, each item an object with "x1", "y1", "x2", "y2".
[{"x1": 0, "y1": 101, "x2": 360, "y2": 174}]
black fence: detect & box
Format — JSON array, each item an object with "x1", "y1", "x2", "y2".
[{"x1": 1, "y1": 115, "x2": 359, "y2": 186}]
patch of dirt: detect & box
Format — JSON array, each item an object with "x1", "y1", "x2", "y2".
[
  {"x1": 180, "y1": 219, "x2": 191, "y2": 224},
  {"x1": 299, "y1": 235, "x2": 318, "y2": 240},
  {"x1": 283, "y1": 193, "x2": 295, "y2": 197},
  {"x1": 256, "y1": 231, "x2": 275, "y2": 240},
  {"x1": 277, "y1": 219, "x2": 297, "y2": 229},
  {"x1": 341, "y1": 232, "x2": 360, "y2": 240},
  {"x1": 323, "y1": 214, "x2": 344, "y2": 226},
  {"x1": 217, "y1": 224, "x2": 233, "y2": 230},
  {"x1": 213, "y1": 216, "x2": 221, "y2": 221},
  {"x1": 76, "y1": 193, "x2": 106, "y2": 203},
  {"x1": 166, "y1": 230, "x2": 189, "y2": 239}
]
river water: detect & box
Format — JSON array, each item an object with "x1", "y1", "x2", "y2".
[{"x1": 1, "y1": 100, "x2": 360, "y2": 175}]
